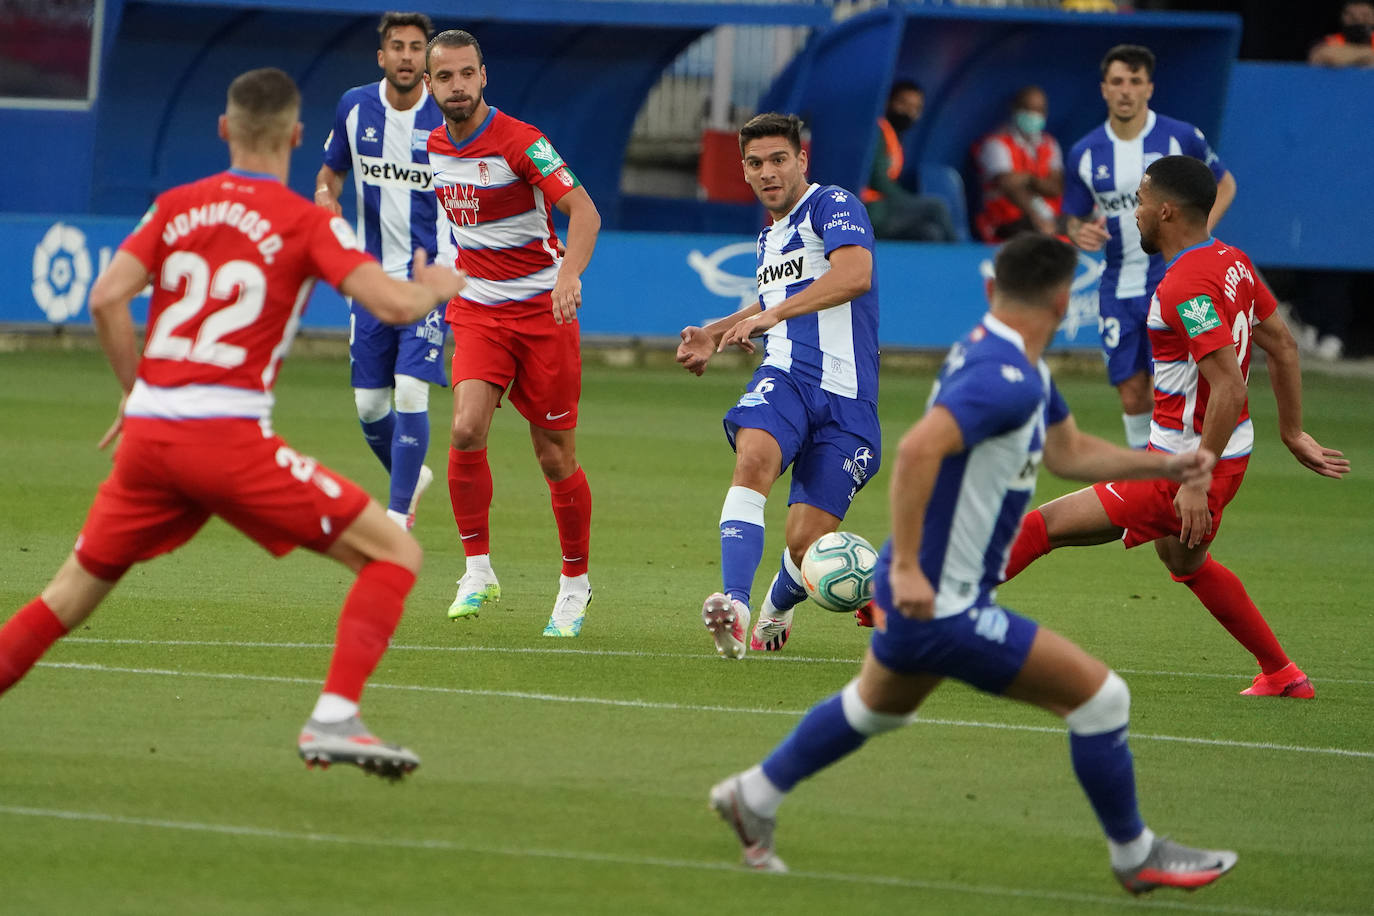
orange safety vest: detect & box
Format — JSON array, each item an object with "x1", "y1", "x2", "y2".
[
  {"x1": 861, "y1": 118, "x2": 903, "y2": 203},
  {"x1": 974, "y1": 129, "x2": 1062, "y2": 243},
  {"x1": 1321, "y1": 31, "x2": 1374, "y2": 48}
]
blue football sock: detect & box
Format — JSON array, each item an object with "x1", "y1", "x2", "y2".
[
  {"x1": 768, "y1": 549, "x2": 809, "y2": 612},
  {"x1": 389, "y1": 409, "x2": 429, "y2": 515},
  {"x1": 760, "y1": 692, "x2": 866, "y2": 792},
  {"x1": 1069, "y1": 725, "x2": 1146, "y2": 843},
  {"x1": 360, "y1": 412, "x2": 396, "y2": 472},
  {"x1": 720, "y1": 486, "x2": 766, "y2": 606}
]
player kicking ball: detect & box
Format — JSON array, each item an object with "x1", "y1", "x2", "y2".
[
  {"x1": 678, "y1": 113, "x2": 881, "y2": 658},
  {"x1": 0, "y1": 69, "x2": 466, "y2": 780},
  {"x1": 711, "y1": 234, "x2": 1238, "y2": 893}
]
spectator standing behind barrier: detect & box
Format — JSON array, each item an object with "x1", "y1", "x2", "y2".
[
  {"x1": 861, "y1": 81, "x2": 957, "y2": 242},
  {"x1": 315, "y1": 12, "x2": 452, "y2": 532},
  {"x1": 1308, "y1": 1, "x2": 1374, "y2": 68},
  {"x1": 972, "y1": 85, "x2": 1064, "y2": 243},
  {"x1": 1062, "y1": 45, "x2": 1236, "y2": 450}
]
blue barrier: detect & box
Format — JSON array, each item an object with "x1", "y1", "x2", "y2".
[{"x1": 5, "y1": 215, "x2": 1103, "y2": 351}]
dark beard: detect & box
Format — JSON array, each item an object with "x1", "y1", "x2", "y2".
[{"x1": 443, "y1": 89, "x2": 483, "y2": 122}]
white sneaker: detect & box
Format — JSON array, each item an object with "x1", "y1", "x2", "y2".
[
  {"x1": 750, "y1": 607, "x2": 794, "y2": 652},
  {"x1": 298, "y1": 715, "x2": 419, "y2": 781},
  {"x1": 702, "y1": 593, "x2": 749, "y2": 660},
  {"x1": 709, "y1": 774, "x2": 787, "y2": 872},
  {"x1": 448, "y1": 568, "x2": 500, "y2": 620},
  {"x1": 405, "y1": 465, "x2": 433, "y2": 530},
  {"x1": 543, "y1": 579, "x2": 591, "y2": 637}
]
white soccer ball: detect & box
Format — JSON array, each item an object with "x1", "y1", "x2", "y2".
[{"x1": 800, "y1": 531, "x2": 878, "y2": 613}]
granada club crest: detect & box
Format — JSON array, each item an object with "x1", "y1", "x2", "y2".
[{"x1": 477, "y1": 161, "x2": 490, "y2": 187}]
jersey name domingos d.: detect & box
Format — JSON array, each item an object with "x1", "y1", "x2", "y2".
[
  {"x1": 1062, "y1": 111, "x2": 1228, "y2": 301},
  {"x1": 119, "y1": 170, "x2": 372, "y2": 424},
  {"x1": 755, "y1": 183, "x2": 879, "y2": 402},
  {"x1": 427, "y1": 107, "x2": 580, "y2": 316},
  {"x1": 921, "y1": 316, "x2": 1069, "y2": 617},
  {"x1": 1146, "y1": 237, "x2": 1275, "y2": 463},
  {"x1": 322, "y1": 81, "x2": 445, "y2": 278}
]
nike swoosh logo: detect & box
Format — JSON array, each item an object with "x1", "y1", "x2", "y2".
[
  {"x1": 562, "y1": 556, "x2": 583, "y2": 563},
  {"x1": 461, "y1": 532, "x2": 480, "y2": 540},
  {"x1": 545, "y1": 410, "x2": 571, "y2": 421},
  {"x1": 1105, "y1": 482, "x2": 1124, "y2": 502}
]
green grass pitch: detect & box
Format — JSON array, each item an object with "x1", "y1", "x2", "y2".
[{"x1": 0, "y1": 346, "x2": 1370, "y2": 915}]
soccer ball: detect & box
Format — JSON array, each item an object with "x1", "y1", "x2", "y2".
[{"x1": 800, "y1": 531, "x2": 878, "y2": 613}]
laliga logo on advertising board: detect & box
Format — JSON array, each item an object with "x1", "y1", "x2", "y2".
[
  {"x1": 31, "y1": 222, "x2": 95, "y2": 322},
  {"x1": 977, "y1": 250, "x2": 1105, "y2": 340},
  {"x1": 687, "y1": 241, "x2": 759, "y2": 309}
]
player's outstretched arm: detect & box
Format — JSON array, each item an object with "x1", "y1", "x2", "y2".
[
  {"x1": 676, "y1": 301, "x2": 765, "y2": 374},
  {"x1": 1252, "y1": 311, "x2": 1351, "y2": 479},
  {"x1": 340, "y1": 250, "x2": 465, "y2": 326},
  {"x1": 717, "y1": 245, "x2": 872, "y2": 350},
  {"x1": 1042, "y1": 413, "x2": 1215, "y2": 486}
]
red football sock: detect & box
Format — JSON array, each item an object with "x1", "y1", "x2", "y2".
[
  {"x1": 0, "y1": 598, "x2": 69, "y2": 696},
  {"x1": 448, "y1": 447, "x2": 492, "y2": 557},
  {"x1": 1172, "y1": 555, "x2": 1290, "y2": 674},
  {"x1": 322, "y1": 561, "x2": 415, "y2": 703},
  {"x1": 1003, "y1": 509, "x2": 1050, "y2": 581},
  {"x1": 548, "y1": 467, "x2": 592, "y2": 577}
]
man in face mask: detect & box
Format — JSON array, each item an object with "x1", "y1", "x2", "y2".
[
  {"x1": 1309, "y1": 1, "x2": 1374, "y2": 67},
  {"x1": 972, "y1": 85, "x2": 1064, "y2": 243},
  {"x1": 861, "y1": 81, "x2": 958, "y2": 241}
]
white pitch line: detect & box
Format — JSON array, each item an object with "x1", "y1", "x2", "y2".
[
  {"x1": 56, "y1": 638, "x2": 1374, "y2": 687},
  {"x1": 35, "y1": 661, "x2": 1374, "y2": 760},
  {"x1": 0, "y1": 805, "x2": 1341, "y2": 916}
]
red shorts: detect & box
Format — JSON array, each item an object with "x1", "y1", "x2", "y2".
[
  {"x1": 74, "y1": 418, "x2": 370, "y2": 580},
  {"x1": 1093, "y1": 462, "x2": 1247, "y2": 549},
  {"x1": 448, "y1": 301, "x2": 581, "y2": 429}
]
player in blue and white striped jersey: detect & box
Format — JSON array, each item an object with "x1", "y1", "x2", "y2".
[
  {"x1": 314, "y1": 12, "x2": 454, "y2": 530},
  {"x1": 1063, "y1": 44, "x2": 1235, "y2": 449},
  {"x1": 677, "y1": 113, "x2": 880, "y2": 659},
  {"x1": 710, "y1": 235, "x2": 1238, "y2": 895}
]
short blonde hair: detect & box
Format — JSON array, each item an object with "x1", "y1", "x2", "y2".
[{"x1": 224, "y1": 67, "x2": 300, "y2": 152}]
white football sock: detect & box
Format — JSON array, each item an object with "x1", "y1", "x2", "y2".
[
  {"x1": 466, "y1": 553, "x2": 494, "y2": 575},
  {"x1": 310, "y1": 692, "x2": 359, "y2": 724},
  {"x1": 1109, "y1": 826, "x2": 1156, "y2": 870},
  {"x1": 1123, "y1": 412, "x2": 1151, "y2": 449},
  {"x1": 738, "y1": 764, "x2": 786, "y2": 818}
]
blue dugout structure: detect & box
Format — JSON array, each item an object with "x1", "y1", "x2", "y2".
[{"x1": 4, "y1": 1, "x2": 1372, "y2": 346}]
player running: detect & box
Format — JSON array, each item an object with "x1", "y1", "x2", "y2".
[
  {"x1": 1005, "y1": 156, "x2": 1349, "y2": 697},
  {"x1": 710, "y1": 234, "x2": 1238, "y2": 894},
  {"x1": 0, "y1": 68, "x2": 465, "y2": 780},
  {"x1": 424, "y1": 30, "x2": 601, "y2": 637},
  {"x1": 315, "y1": 12, "x2": 453, "y2": 530},
  {"x1": 677, "y1": 112, "x2": 880, "y2": 658},
  {"x1": 1064, "y1": 44, "x2": 1237, "y2": 448}
]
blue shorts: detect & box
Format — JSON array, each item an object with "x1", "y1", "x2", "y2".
[
  {"x1": 723, "y1": 366, "x2": 880, "y2": 520},
  {"x1": 1096, "y1": 291, "x2": 1153, "y2": 386},
  {"x1": 349, "y1": 303, "x2": 448, "y2": 389},
  {"x1": 869, "y1": 541, "x2": 1039, "y2": 695}
]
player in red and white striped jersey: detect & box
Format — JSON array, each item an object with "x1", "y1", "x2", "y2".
[
  {"x1": 424, "y1": 30, "x2": 601, "y2": 637},
  {"x1": 1004, "y1": 156, "x2": 1348, "y2": 698},
  {"x1": 0, "y1": 68, "x2": 465, "y2": 778}
]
